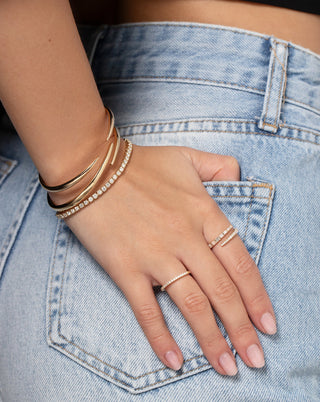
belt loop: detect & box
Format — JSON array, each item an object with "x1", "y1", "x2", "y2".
[
  {"x1": 258, "y1": 37, "x2": 288, "y2": 133},
  {"x1": 77, "y1": 24, "x2": 107, "y2": 67}
]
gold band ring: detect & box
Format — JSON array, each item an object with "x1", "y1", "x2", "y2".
[
  {"x1": 208, "y1": 225, "x2": 239, "y2": 249},
  {"x1": 161, "y1": 271, "x2": 191, "y2": 292}
]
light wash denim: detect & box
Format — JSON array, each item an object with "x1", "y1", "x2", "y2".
[{"x1": 0, "y1": 22, "x2": 319, "y2": 401}]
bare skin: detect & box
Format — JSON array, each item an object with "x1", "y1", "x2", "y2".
[{"x1": 4, "y1": 0, "x2": 318, "y2": 376}]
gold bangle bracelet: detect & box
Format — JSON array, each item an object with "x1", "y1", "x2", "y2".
[
  {"x1": 48, "y1": 131, "x2": 118, "y2": 211},
  {"x1": 111, "y1": 127, "x2": 121, "y2": 165},
  {"x1": 38, "y1": 107, "x2": 115, "y2": 193},
  {"x1": 56, "y1": 139, "x2": 133, "y2": 219},
  {"x1": 105, "y1": 107, "x2": 115, "y2": 142},
  {"x1": 38, "y1": 157, "x2": 99, "y2": 193}
]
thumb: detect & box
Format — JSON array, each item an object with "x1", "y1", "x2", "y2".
[{"x1": 180, "y1": 147, "x2": 240, "y2": 181}]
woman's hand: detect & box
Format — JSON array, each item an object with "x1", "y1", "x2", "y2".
[{"x1": 66, "y1": 142, "x2": 277, "y2": 376}]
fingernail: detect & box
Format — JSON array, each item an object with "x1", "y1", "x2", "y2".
[
  {"x1": 261, "y1": 312, "x2": 277, "y2": 335},
  {"x1": 165, "y1": 351, "x2": 182, "y2": 371},
  {"x1": 247, "y1": 344, "x2": 265, "y2": 368},
  {"x1": 219, "y1": 352, "x2": 238, "y2": 376}
]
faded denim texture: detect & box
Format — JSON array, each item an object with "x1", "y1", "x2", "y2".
[{"x1": 0, "y1": 22, "x2": 319, "y2": 401}]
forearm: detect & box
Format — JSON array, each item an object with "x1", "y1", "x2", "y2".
[{"x1": 0, "y1": 0, "x2": 108, "y2": 184}]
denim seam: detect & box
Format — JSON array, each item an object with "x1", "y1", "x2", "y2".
[
  {"x1": 49, "y1": 335, "x2": 213, "y2": 392},
  {"x1": 0, "y1": 173, "x2": 39, "y2": 279},
  {"x1": 118, "y1": 119, "x2": 320, "y2": 137},
  {"x1": 254, "y1": 185, "x2": 273, "y2": 262},
  {"x1": 210, "y1": 195, "x2": 269, "y2": 199},
  {"x1": 119, "y1": 119, "x2": 255, "y2": 128},
  {"x1": 278, "y1": 124, "x2": 320, "y2": 136},
  {"x1": 100, "y1": 77, "x2": 320, "y2": 114},
  {"x1": 48, "y1": 220, "x2": 63, "y2": 341},
  {"x1": 205, "y1": 183, "x2": 273, "y2": 189},
  {"x1": 98, "y1": 76, "x2": 263, "y2": 94},
  {"x1": 57, "y1": 227, "x2": 72, "y2": 336},
  {"x1": 243, "y1": 186, "x2": 254, "y2": 243},
  {"x1": 283, "y1": 98, "x2": 320, "y2": 115},
  {"x1": 121, "y1": 129, "x2": 319, "y2": 146}
]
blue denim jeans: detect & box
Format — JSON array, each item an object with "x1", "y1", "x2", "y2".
[{"x1": 0, "y1": 22, "x2": 319, "y2": 401}]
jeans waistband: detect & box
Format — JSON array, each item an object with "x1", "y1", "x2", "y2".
[{"x1": 78, "y1": 22, "x2": 320, "y2": 122}]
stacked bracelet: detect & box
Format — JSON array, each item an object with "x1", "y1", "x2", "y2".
[
  {"x1": 39, "y1": 107, "x2": 133, "y2": 219},
  {"x1": 48, "y1": 130, "x2": 118, "y2": 211},
  {"x1": 56, "y1": 138, "x2": 132, "y2": 219},
  {"x1": 38, "y1": 157, "x2": 99, "y2": 193}
]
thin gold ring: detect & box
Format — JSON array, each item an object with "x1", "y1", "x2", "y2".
[
  {"x1": 161, "y1": 271, "x2": 191, "y2": 292},
  {"x1": 208, "y1": 225, "x2": 238, "y2": 249}
]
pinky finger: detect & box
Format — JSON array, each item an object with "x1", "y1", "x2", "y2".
[{"x1": 124, "y1": 278, "x2": 184, "y2": 371}]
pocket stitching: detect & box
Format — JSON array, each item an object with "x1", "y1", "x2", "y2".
[
  {"x1": 120, "y1": 125, "x2": 320, "y2": 146},
  {"x1": 254, "y1": 183, "x2": 274, "y2": 262},
  {"x1": 243, "y1": 184, "x2": 254, "y2": 244},
  {"x1": 0, "y1": 173, "x2": 39, "y2": 279}
]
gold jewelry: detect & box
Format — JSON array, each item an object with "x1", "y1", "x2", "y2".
[
  {"x1": 38, "y1": 157, "x2": 99, "y2": 193},
  {"x1": 39, "y1": 107, "x2": 115, "y2": 193},
  {"x1": 56, "y1": 139, "x2": 133, "y2": 219},
  {"x1": 208, "y1": 225, "x2": 238, "y2": 249},
  {"x1": 111, "y1": 127, "x2": 121, "y2": 165},
  {"x1": 105, "y1": 106, "x2": 115, "y2": 142},
  {"x1": 48, "y1": 135, "x2": 116, "y2": 212},
  {"x1": 161, "y1": 271, "x2": 191, "y2": 292},
  {"x1": 220, "y1": 228, "x2": 239, "y2": 247}
]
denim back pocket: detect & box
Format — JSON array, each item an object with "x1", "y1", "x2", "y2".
[{"x1": 46, "y1": 178, "x2": 274, "y2": 394}]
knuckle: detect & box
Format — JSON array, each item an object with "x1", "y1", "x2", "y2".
[
  {"x1": 233, "y1": 322, "x2": 254, "y2": 338},
  {"x1": 137, "y1": 304, "x2": 162, "y2": 327},
  {"x1": 214, "y1": 278, "x2": 238, "y2": 303},
  {"x1": 148, "y1": 331, "x2": 168, "y2": 344},
  {"x1": 234, "y1": 254, "x2": 257, "y2": 276},
  {"x1": 202, "y1": 333, "x2": 226, "y2": 350},
  {"x1": 183, "y1": 292, "x2": 209, "y2": 314},
  {"x1": 248, "y1": 292, "x2": 266, "y2": 310}
]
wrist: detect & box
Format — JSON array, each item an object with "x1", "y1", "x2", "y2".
[{"x1": 38, "y1": 106, "x2": 110, "y2": 187}]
